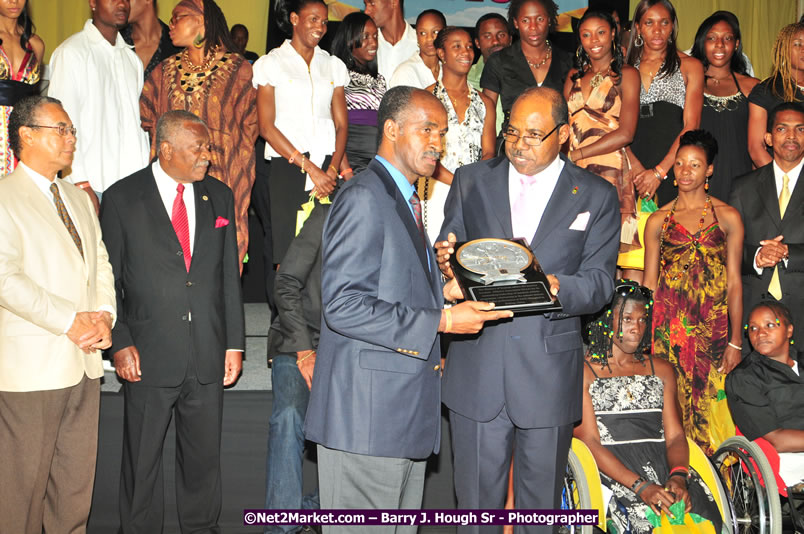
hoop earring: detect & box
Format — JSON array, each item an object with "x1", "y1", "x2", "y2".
[
  {"x1": 193, "y1": 33, "x2": 205, "y2": 49},
  {"x1": 634, "y1": 33, "x2": 643, "y2": 47},
  {"x1": 576, "y1": 46, "x2": 583, "y2": 62}
]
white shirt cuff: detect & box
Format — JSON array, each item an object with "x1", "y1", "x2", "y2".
[
  {"x1": 97, "y1": 305, "x2": 116, "y2": 328},
  {"x1": 753, "y1": 247, "x2": 763, "y2": 275},
  {"x1": 63, "y1": 311, "x2": 77, "y2": 334},
  {"x1": 754, "y1": 247, "x2": 788, "y2": 274}
]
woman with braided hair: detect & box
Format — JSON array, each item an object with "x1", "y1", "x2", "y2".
[
  {"x1": 747, "y1": 22, "x2": 804, "y2": 168},
  {"x1": 575, "y1": 280, "x2": 721, "y2": 534},
  {"x1": 140, "y1": 0, "x2": 257, "y2": 266}
]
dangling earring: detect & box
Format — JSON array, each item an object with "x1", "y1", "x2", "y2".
[
  {"x1": 193, "y1": 33, "x2": 205, "y2": 49},
  {"x1": 634, "y1": 33, "x2": 643, "y2": 47},
  {"x1": 673, "y1": 179, "x2": 677, "y2": 186},
  {"x1": 791, "y1": 339, "x2": 796, "y2": 345},
  {"x1": 705, "y1": 177, "x2": 709, "y2": 190}
]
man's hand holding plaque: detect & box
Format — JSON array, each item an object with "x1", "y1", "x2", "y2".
[{"x1": 436, "y1": 233, "x2": 562, "y2": 314}]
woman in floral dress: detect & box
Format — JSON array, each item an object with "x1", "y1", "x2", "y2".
[{"x1": 643, "y1": 130, "x2": 744, "y2": 456}]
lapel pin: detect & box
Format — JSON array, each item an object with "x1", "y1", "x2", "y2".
[
  {"x1": 202, "y1": 195, "x2": 209, "y2": 201},
  {"x1": 572, "y1": 186, "x2": 579, "y2": 195}
]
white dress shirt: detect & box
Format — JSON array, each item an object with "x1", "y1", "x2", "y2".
[
  {"x1": 252, "y1": 40, "x2": 350, "y2": 180},
  {"x1": 19, "y1": 161, "x2": 115, "y2": 331},
  {"x1": 508, "y1": 155, "x2": 564, "y2": 242},
  {"x1": 152, "y1": 161, "x2": 195, "y2": 255},
  {"x1": 376, "y1": 23, "x2": 418, "y2": 88},
  {"x1": 389, "y1": 52, "x2": 440, "y2": 89},
  {"x1": 47, "y1": 20, "x2": 150, "y2": 193},
  {"x1": 753, "y1": 159, "x2": 804, "y2": 273}
]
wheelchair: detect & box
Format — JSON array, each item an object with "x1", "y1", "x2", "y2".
[
  {"x1": 712, "y1": 434, "x2": 804, "y2": 534},
  {"x1": 561, "y1": 438, "x2": 733, "y2": 534}
]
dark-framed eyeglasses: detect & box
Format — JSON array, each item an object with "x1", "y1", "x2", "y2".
[
  {"x1": 27, "y1": 124, "x2": 77, "y2": 137},
  {"x1": 169, "y1": 13, "x2": 198, "y2": 26},
  {"x1": 502, "y1": 123, "x2": 560, "y2": 147}
]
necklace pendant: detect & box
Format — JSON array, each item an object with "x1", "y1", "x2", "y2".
[{"x1": 590, "y1": 71, "x2": 605, "y2": 88}]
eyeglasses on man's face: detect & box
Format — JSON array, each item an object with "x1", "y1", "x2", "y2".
[
  {"x1": 502, "y1": 123, "x2": 560, "y2": 147},
  {"x1": 27, "y1": 124, "x2": 77, "y2": 137}
]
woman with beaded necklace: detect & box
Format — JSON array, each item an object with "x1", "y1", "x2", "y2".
[
  {"x1": 564, "y1": 10, "x2": 641, "y2": 281},
  {"x1": 140, "y1": 0, "x2": 257, "y2": 267},
  {"x1": 689, "y1": 11, "x2": 758, "y2": 202},
  {"x1": 480, "y1": 0, "x2": 571, "y2": 141},
  {"x1": 643, "y1": 130, "x2": 744, "y2": 456},
  {"x1": 576, "y1": 281, "x2": 722, "y2": 534}
]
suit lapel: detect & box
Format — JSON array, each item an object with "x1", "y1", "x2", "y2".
[
  {"x1": 15, "y1": 170, "x2": 86, "y2": 264},
  {"x1": 758, "y1": 167, "x2": 782, "y2": 231},
  {"x1": 783, "y1": 165, "x2": 804, "y2": 224},
  {"x1": 369, "y1": 159, "x2": 431, "y2": 288},
  {"x1": 191, "y1": 179, "x2": 213, "y2": 270},
  {"x1": 488, "y1": 160, "x2": 514, "y2": 238},
  {"x1": 142, "y1": 169, "x2": 186, "y2": 258},
  {"x1": 530, "y1": 162, "x2": 579, "y2": 250}
]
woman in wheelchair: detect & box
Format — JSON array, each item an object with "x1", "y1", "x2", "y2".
[
  {"x1": 575, "y1": 281, "x2": 722, "y2": 533},
  {"x1": 726, "y1": 301, "x2": 804, "y2": 489}
]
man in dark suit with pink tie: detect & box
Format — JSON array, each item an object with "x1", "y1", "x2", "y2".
[{"x1": 100, "y1": 110, "x2": 244, "y2": 533}]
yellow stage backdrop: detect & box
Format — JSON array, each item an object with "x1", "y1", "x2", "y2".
[
  {"x1": 33, "y1": 0, "x2": 801, "y2": 79},
  {"x1": 35, "y1": 0, "x2": 270, "y2": 64}
]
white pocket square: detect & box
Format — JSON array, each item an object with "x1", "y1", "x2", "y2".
[{"x1": 569, "y1": 212, "x2": 590, "y2": 231}]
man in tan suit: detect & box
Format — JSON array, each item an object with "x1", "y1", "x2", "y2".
[{"x1": 0, "y1": 95, "x2": 116, "y2": 534}]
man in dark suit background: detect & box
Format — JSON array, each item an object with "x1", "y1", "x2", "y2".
[
  {"x1": 730, "y1": 102, "x2": 804, "y2": 352},
  {"x1": 100, "y1": 110, "x2": 245, "y2": 533},
  {"x1": 436, "y1": 87, "x2": 620, "y2": 533},
  {"x1": 304, "y1": 86, "x2": 512, "y2": 529}
]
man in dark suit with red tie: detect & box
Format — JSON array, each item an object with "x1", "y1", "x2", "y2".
[{"x1": 99, "y1": 110, "x2": 245, "y2": 533}]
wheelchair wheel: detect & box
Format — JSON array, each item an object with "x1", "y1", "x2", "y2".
[
  {"x1": 560, "y1": 449, "x2": 594, "y2": 534},
  {"x1": 712, "y1": 436, "x2": 782, "y2": 534}
]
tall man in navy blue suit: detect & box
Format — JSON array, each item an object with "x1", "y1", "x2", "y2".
[
  {"x1": 437, "y1": 87, "x2": 620, "y2": 533},
  {"x1": 304, "y1": 86, "x2": 512, "y2": 529}
]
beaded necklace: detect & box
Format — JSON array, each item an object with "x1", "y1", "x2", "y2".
[{"x1": 658, "y1": 195, "x2": 711, "y2": 282}]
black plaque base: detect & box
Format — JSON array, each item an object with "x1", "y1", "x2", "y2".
[{"x1": 450, "y1": 238, "x2": 563, "y2": 314}]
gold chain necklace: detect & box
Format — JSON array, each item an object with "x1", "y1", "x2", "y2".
[
  {"x1": 590, "y1": 68, "x2": 612, "y2": 88},
  {"x1": 182, "y1": 45, "x2": 221, "y2": 73}
]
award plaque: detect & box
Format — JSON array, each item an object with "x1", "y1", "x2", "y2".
[{"x1": 449, "y1": 238, "x2": 562, "y2": 314}]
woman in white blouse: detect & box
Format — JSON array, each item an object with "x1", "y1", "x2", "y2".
[
  {"x1": 253, "y1": 0, "x2": 349, "y2": 264},
  {"x1": 388, "y1": 9, "x2": 445, "y2": 89}
]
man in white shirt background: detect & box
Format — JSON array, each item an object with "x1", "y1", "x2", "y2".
[
  {"x1": 364, "y1": 0, "x2": 418, "y2": 87},
  {"x1": 48, "y1": 0, "x2": 150, "y2": 214}
]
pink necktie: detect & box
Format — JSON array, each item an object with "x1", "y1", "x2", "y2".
[
  {"x1": 172, "y1": 183, "x2": 191, "y2": 271},
  {"x1": 511, "y1": 174, "x2": 538, "y2": 240}
]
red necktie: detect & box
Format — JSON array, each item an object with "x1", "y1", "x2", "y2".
[{"x1": 172, "y1": 183, "x2": 191, "y2": 271}]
